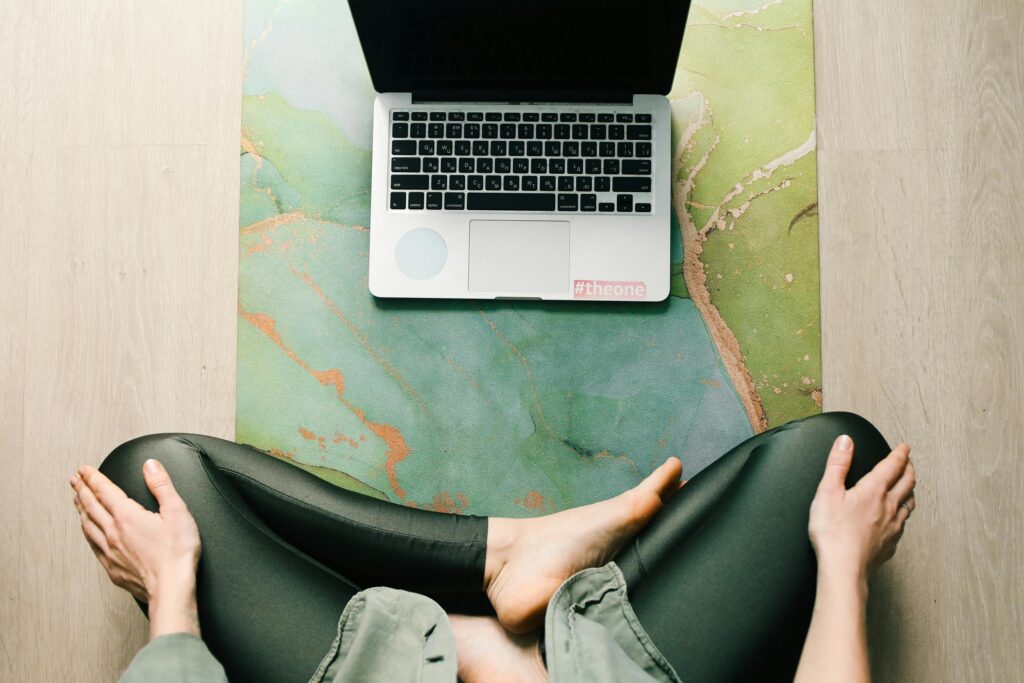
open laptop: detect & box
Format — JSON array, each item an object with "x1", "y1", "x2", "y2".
[{"x1": 349, "y1": 0, "x2": 690, "y2": 301}]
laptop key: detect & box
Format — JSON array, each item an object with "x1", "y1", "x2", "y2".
[
  {"x1": 513, "y1": 158, "x2": 529, "y2": 173},
  {"x1": 477, "y1": 158, "x2": 493, "y2": 173},
  {"x1": 613, "y1": 177, "x2": 651, "y2": 193},
  {"x1": 636, "y1": 113, "x2": 652, "y2": 123},
  {"x1": 563, "y1": 142, "x2": 579, "y2": 156},
  {"x1": 541, "y1": 112, "x2": 558, "y2": 122},
  {"x1": 467, "y1": 193, "x2": 556, "y2": 211},
  {"x1": 567, "y1": 158, "x2": 584, "y2": 174},
  {"x1": 557, "y1": 193, "x2": 579, "y2": 211},
  {"x1": 540, "y1": 176, "x2": 556, "y2": 191},
  {"x1": 411, "y1": 111, "x2": 428, "y2": 121},
  {"x1": 598, "y1": 113, "x2": 614, "y2": 122},
  {"x1": 617, "y1": 194, "x2": 634, "y2": 212},
  {"x1": 509, "y1": 141, "x2": 525, "y2": 156},
  {"x1": 390, "y1": 192, "x2": 406, "y2": 209},
  {"x1": 599, "y1": 202, "x2": 615, "y2": 212},
  {"x1": 464, "y1": 123, "x2": 481, "y2": 138},
  {"x1": 441, "y1": 158, "x2": 457, "y2": 173},
  {"x1": 428, "y1": 123, "x2": 443, "y2": 138},
  {"x1": 576, "y1": 176, "x2": 593, "y2": 192},
  {"x1": 558, "y1": 177, "x2": 574, "y2": 191},
  {"x1": 591, "y1": 124, "x2": 607, "y2": 140},
  {"x1": 391, "y1": 174, "x2": 429, "y2": 190},
  {"x1": 483, "y1": 124, "x2": 498, "y2": 139},
  {"x1": 459, "y1": 158, "x2": 475, "y2": 173},
  {"x1": 490, "y1": 141, "x2": 506, "y2": 155},
  {"x1": 423, "y1": 157, "x2": 440, "y2": 173},
  {"x1": 392, "y1": 122, "x2": 409, "y2": 137},
  {"x1": 485, "y1": 176, "x2": 501, "y2": 190},
  {"x1": 636, "y1": 142, "x2": 652, "y2": 158},
  {"x1": 473, "y1": 141, "x2": 489, "y2": 156},
  {"x1": 503, "y1": 176, "x2": 520, "y2": 191},
  {"x1": 581, "y1": 193, "x2": 597, "y2": 211},
  {"x1": 595, "y1": 176, "x2": 611, "y2": 192},
  {"x1": 582, "y1": 142, "x2": 597, "y2": 157},
  {"x1": 391, "y1": 157, "x2": 421, "y2": 173},
  {"x1": 549, "y1": 159, "x2": 566, "y2": 174},
  {"x1": 536, "y1": 124, "x2": 552, "y2": 139},
  {"x1": 446, "y1": 123, "x2": 462, "y2": 138},
  {"x1": 500, "y1": 124, "x2": 516, "y2": 139},
  {"x1": 450, "y1": 175, "x2": 466, "y2": 190},
  {"x1": 392, "y1": 111, "x2": 409, "y2": 121},
  {"x1": 531, "y1": 158, "x2": 547, "y2": 174},
  {"x1": 627, "y1": 125, "x2": 652, "y2": 140},
  {"x1": 616, "y1": 113, "x2": 634, "y2": 122},
  {"x1": 560, "y1": 113, "x2": 577, "y2": 122},
  {"x1": 448, "y1": 112, "x2": 465, "y2": 121},
  {"x1": 622, "y1": 160, "x2": 652, "y2": 175},
  {"x1": 599, "y1": 142, "x2": 616, "y2": 157},
  {"x1": 467, "y1": 112, "x2": 483, "y2": 121},
  {"x1": 430, "y1": 112, "x2": 446, "y2": 121},
  {"x1": 468, "y1": 175, "x2": 484, "y2": 191},
  {"x1": 527, "y1": 141, "x2": 543, "y2": 156},
  {"x1": 408, "y1": 192, "x2": 425, "y2": 209},
  {"x1": 617, "y1": 142, "x2": 634, "y2": 157},
  {"x1": 608, "y1": 125, "x2": 625, "y2": 140},
  {"x1": 454, "y1": 140, "x2": 471, "y2": 155},
  {"x1": 418, "y1": 140, "x2": 435, "y2": 155},
  {"x1": 554, "y1": 124, "x2": 571, "y2": 140},
  {"x1": 431, "y1": 175, "x2": 448, "y2": 190},
  {"x1": 585, "y1": 159, "x2": 601, "y2": 174},
  {"x1": 495, "y1": 158, "x2": 512, "y2": 174},
  {"x1": 411, "y1": 123, "x2": 427, "y2": 138},
  {"x1": 572, "y1": 124, "x2": 588, "y2": 139},
  {"x1": 438, "y1": 140, "x2": 453, "y2": 155},
  {"x1": 518, "y1": 124, "x2": 534, "y2": 139},
  {"x1": 603, "y1": 159, "x2": 620, "y2": 174},
  {"x1": 392, "y1": 140, "x2": 416, "y2": 155},
  {"x1": 485, "y1": 112, "x2": 502, "y2": 121},
  {"x1": 503, "y1": 112, "x2": 521, "y2": 122},
  {"x1": 426, "y1": 192, "x2": 443, "y2": 209},
  {"x1": 579, "y1": 113, "x2": 596, "y2": 122},
  {"x1": 445, "y1": 192, "x2": 465, "y2": 209},
  {"x1": 636, "y1": 203, "x2": 652, "y2": 212},
  {"x1": 524, "y1": 112, "x2": 540, "y2": 122},
  {"x1": 523, "y1": 175, "x2": 538, "y2": 191}
]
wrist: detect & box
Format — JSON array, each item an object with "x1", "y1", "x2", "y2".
[
  {"x1": 816, "y1": 558, "x2": 869, "y2": 602},
  {"x1": 147, "y1": 570, "x2": 199, "y2": 640}
]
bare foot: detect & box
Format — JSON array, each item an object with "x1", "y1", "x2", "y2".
[
  {"x1": 485, "y1": 457, "x2": 683, "y2": 633},
  {"x1": 450, "y1": 614, "x2": 547, "y2": 683}
]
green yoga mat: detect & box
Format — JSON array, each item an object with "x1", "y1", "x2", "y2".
[{"x1": 237, "y1": 0, "x2": 821, "y2": 515}]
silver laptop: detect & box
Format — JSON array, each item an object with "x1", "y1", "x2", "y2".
[{"x1": 349, "y1": 0, "x2": 690, "y2": 302}]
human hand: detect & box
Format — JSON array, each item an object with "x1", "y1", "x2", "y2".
[
  {"x1": 808, "y1": 435, "x2": 916, "y2": 586},
  {"x1": 71, "y1": 459, "x2": 202, "y2": 638}
]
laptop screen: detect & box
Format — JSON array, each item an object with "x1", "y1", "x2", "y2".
[{"x1": 348, "y1": 0, "x2": 690, "y2": 100}]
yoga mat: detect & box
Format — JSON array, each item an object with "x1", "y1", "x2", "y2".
[{"x1": 237, "y1": 0, "x2": 821, "y2": 515}]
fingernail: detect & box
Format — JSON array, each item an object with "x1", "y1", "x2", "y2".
[
  {"x1": 144, "y1": 459, "x2": 161, "y2": 474},
  {"x1": 835, "y1": 434, "x2": 853, "y2": 451}
]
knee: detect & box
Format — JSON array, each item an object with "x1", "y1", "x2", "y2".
[
  {"x1": 99, "y1": 434, "x2": 203, "y2": 510},
  {"x1": 784, "y1": 411, "x2": 891, "y2": 478}
]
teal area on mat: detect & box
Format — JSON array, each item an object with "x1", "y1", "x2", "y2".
[{"x1": 237, "y1": 0, "x2": 821, "y2": 516}]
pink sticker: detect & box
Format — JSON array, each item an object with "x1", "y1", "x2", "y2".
[{"x1": 573, "y1": 279, "x2": 647, "y2": 300}]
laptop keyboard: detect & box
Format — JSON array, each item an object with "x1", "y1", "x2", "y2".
[{"x1": 387, "y1": 110, "x2": 654, "y2": 214}]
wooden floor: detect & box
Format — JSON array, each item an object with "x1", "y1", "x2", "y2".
[{"x1": 1, "y1": 0, "x2": 1021, "y2": 680}]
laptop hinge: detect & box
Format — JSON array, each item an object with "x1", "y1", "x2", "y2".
[{"x1": 411, "y1": 90, "x2": 633, "y2": 105}]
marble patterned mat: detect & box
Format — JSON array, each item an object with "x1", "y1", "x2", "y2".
[{"x1": 237, "y1": 0, "x2": 821, "y2": 515}]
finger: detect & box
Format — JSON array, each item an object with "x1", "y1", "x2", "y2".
[
  {"x1": 818, "y1": 434, "x2": 855, "y2": 491},
  {"x1": 867, "y1": 444, "x2": 911, "y2": 489},
  {"x1": 78, "y1": 465, "x2": 131, "y2": 515},
  {"x1": 143, "y1": 459, "x2": 185, "y2": 511},
  {"x1": 78, "y1": 508, "x2": 111, "y2": 555},
  {"x1": 896, "y1": 500, "x2": 912, "y2": 526},
  {"x1": 73, "y1": 474, "x2": 115, "y2": 534},
  {"x1": 889, "y1": 458, "x2": 916, "y2": 505}
]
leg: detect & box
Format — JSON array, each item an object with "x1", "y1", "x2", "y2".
[
  {"x1": 100, "y1": 435, "x2": 360, "y2": 682},
  {"x1": 615, "y1": 412, "x2": 890, "y2": 683},
  {"x1": 103, "y1": 434, "x2": 488, "y2": 595}
]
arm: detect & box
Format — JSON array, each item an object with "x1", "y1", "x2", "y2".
[
  {"x1": 794, "y1": 435, "x2": 917, "y2": 683},
  {"x1": 71, "y1": 459, "x2": 227, "y2": 681}
]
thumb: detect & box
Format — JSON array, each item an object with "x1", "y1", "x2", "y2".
[
  {"x1": 143, "y1": 459, "x2": 182, "y2": 510},
  {"x1": 819, "y1": 434, "x2": 854, "y2": 491}
]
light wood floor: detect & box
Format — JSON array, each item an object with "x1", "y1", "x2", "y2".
[{"x1": 2, "y1": 1, "x2": 1021, "y2": 680}]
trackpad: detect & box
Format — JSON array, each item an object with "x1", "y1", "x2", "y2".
[{"x1": 468, "y1": 220, "x2": 569, "y2": 294}]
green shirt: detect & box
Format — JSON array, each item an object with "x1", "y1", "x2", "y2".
[{"x1": 119, "y1": 563, "x2": 680, "y2": 683}]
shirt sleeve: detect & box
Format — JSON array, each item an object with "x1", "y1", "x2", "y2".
[{"x1": 119, "y1": 633, "x2": 228, "y2": 683}]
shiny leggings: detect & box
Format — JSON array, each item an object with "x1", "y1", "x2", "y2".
[{"x1": 100, "y1": 412, "x2": 889, "y2": 683}]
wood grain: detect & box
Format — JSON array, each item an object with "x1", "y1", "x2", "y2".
[{"x1": 1, "y1": 0, "x2": 1021, "y2": 680}]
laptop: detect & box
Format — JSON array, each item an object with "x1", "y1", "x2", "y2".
[{"x1": 349, "y1": 0, "x2": 690, "y2": 301}]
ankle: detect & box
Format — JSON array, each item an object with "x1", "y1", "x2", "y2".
[{"x1": 484, "y1": 517, "x2": 518, "y2": 589}]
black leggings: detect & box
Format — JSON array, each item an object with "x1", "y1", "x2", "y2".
[{"x1": 100, "y1": 412, "x2": 889, "y2": 683}]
